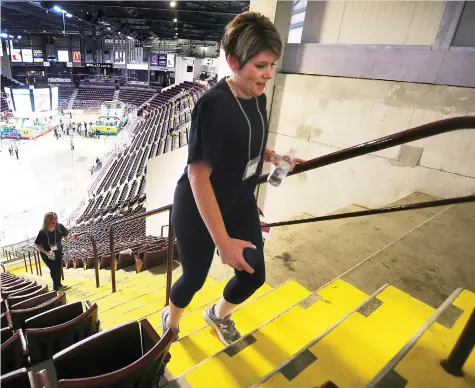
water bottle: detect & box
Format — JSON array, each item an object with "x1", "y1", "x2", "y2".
[{"x1": 267, "y1": 148, "x2": 298, "y2": 187}]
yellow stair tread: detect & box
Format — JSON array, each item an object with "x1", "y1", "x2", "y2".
[
  {"x1": 100, "y1": 277, "x2": 220, "y2": 329},
  {"x1": 99, "y1": 277, "x2": 215, "y2": 322},
  {"x1": 148, "y1": 282, "x2": 273, "y2": 337},
  {"x1": 395, "y1": 289, "x2": 475, "y2": 388},
  {"x1": 167, "y1": 280, "x2": 311, "y2": 377},
  {"x1": 260, "y1": 285, "x2": 435, "y2": 388},
  {"x1": 181, "y1": 279, "x2": 368, "y2": 388},
  {"x1": 90, "y1": 274, "x2": 182, "y2": 310}
]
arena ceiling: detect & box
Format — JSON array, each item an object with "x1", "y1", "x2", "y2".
[{"x1": 0, "y1": 1, "x2": 250, "y2": 42}]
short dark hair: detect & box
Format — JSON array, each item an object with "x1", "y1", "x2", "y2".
[{"x1": 221, "y1": 11, "x2": 282, "y2": 68}]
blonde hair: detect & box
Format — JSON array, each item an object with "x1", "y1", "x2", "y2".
[
  {"x1": 221, "y1": 11, "x2": 282, "y2": 69},
  {"x1": 42, "y1": 212, "x2": 58, "y2": 232}
]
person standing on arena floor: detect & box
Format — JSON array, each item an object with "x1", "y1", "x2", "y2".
[
  {"x1": 35, "y1": 212, "x2": 78, "y2": 291},
  {"x1": 162, "y1": 11, "x2": 303, "y2": 345},
  {"x1": 14, "y1": 146, "x2": 18, "y2": 160}
]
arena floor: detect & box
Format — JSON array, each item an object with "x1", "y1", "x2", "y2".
[{"x1": 0, "y1": 112, "x2": 131, "y2": 246}]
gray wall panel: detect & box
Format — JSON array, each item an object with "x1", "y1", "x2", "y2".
[{"x1": 282, "y1": 44, "x2": 475, "y2": 87}]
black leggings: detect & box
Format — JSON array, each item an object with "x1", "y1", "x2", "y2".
[
  {"x1": 170, "y1": 198, "x2": 265, "y2": 309},
  {"x1": 41, "y1": 253, "x2": 63, "y2": 288}
]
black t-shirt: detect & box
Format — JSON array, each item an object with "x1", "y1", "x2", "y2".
[
  {"x1": 35, "y1": 223, "x2": 69, "y2": 255},
  {"x1": 174, "y1": 77, "x2": 268, "y2": 220}
]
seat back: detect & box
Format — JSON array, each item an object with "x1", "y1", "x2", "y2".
[
  {"x1": 0, "y1": 367, "x2": 30, "y2": 388},
  {"x1": 1, "y1": 280, "x2": 30, "y2": 296},
  {"x1": 1, "y1": 330, "x2": 26, "y2": 374},
  {"x1": 11, "y1": 291, "x2": 57, "y2": 310},
  {"x1": 54, "y1": 320, "x2": 173, "y2": 388},
  {"x1": 1, "y1": 311, "x2": 11, "y2": 327},
  {"x1": 10, "y1": 292, "x2": 67, "y2": 330},
  {"x1": 6, "y1": 286, "x2": 49, "y2": 310},
  {"x1": 9, "y1": 284, "x2": 42, "y2": 297},
  {"x1": 26, "y1": 302, "x2": 99, "y2": 364},
  {"x1": 1, "y1": 326, "x2": 14, "y2": 344},
  {"x1": 46, "y1": 320, "x2": 173, "y2": 388},
  {"x1": 53, "y1": 321, "x2": 142, "y2": 382},
  {"x1": 25, "y1": 301, "x2": 83, "y2": 329},
  {"x1": 1, "y1": 278, "x2": 23, "y2": 288},
  {"x1": 2, "y1": 282, "x2": 37, "y2": 298}
]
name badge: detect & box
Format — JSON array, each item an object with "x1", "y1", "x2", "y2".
[{"x1": 242, "y1": 156, "x2": 260, "y2": 180}]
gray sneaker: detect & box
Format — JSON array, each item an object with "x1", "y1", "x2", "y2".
[
  {"x1": 203, "y1": 305, "x2": 241, "y2": 345},
  {"x1": 161, "y1": 307, "x2": 180, "y2": 342}
]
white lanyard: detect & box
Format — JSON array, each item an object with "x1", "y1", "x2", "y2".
[
  {"x1": 46, "y1": 227, "x2": 57, "y2": 246},
  {"x1": 232, "y1": 94, "x2": 265, "y2": 162}
]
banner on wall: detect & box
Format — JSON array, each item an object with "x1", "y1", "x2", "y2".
[
  {"x1": 57, "y1": 50, "x2": 69, "y2": 62},
  {"x1": 11, "y1": 48, "x2": 22, "y2": 62},
  {"x1": 158, "y1": 53, "x2": 167, "y2": 66},
  {"x1": 21, "y1": 49, "x2": 33, "y2": 62},
  {"x1": 33, "y1": 49, "x2": 44, "y2": 62},
  {"x1": 85, "y1": 63, "x2": 112, "y2": 69},
  {"x1": 150, "y1": 52, "x2": 158, "y2": 66},
  {"x1": 72, "y1": 50, "x2": 81, "y2": 63},
  {"x1": 166, "y1": 53, "x2": 175, "y2": 68}
]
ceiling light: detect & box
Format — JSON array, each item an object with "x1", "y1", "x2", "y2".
[
  {"x1": 173, "y1": 18, "x2": 177, "y2": 22},
  {"x1": 53, "y1": 5, "x2": 63, "y2": 13},
  {"x1": 175, "y1": 27, "x2": 177, "y2": 30},
  {"x1": 0, "y1": 33, "x2": 8, "y2": 38},
  {"x1": 107, "y1": 27, "x2": 111, "y2": 30},
  {"x1": 66, "y1": 13, "x2": 72, "y2": 18},
  {"x1": 43, "y1": 30, "x2": 46, "y2": 33},
  {"x1": 17, "y1": 35, "x2": 21, "y2": 39},
  {"x1": 118, "y1": 31, "x2": 121, "y2": 34},
  {"x1": 170, "y1": 1, "x2": 176, "y2": 7},
  {"x1": 9, "y1": 35, "x2": 13, "y2": 38}
]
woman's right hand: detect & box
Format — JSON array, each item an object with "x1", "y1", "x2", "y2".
[
  {"x1": 46, "y1": 251, "x2": 53, "y2": 258},
  {"x1": 217, "y1": 238, "x2": 256, "y2": 274}
]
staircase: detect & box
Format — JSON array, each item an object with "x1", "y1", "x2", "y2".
[
  {"x1": 14, "y1": 193, "x2": 475, "y2": 387},
  {"x1": 68, "y1": 88, "x2": 78, "y2": 109}
]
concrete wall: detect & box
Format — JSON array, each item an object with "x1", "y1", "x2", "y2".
[
  {"x1": 0, "y1": 55, "x2": 12, "y2": 78},
  {"x1": 193, "y1": 58, "x2": 204, "y2": 79},
  {"x1": 257, "y1": 73, "x2": 475, "y2": 222},
  {"x1": 302, "y1": 1, "x2": 445, "y2": 45},
  {"x1": 145, "y1": 147, "x2": 188, "y2": 237},
  {"x1": 453, "y1": 2, "x2": 475, "y2": 47},
  {"x1": 174, "y1": 56, "x2": 194, "y2": 85}
]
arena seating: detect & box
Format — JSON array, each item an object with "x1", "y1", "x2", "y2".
[
  {"x1": 72, "y1": 87, "x2": 115, "y2": 112},
  {"x1": 1, "y1": 75, "x2": 15, "y2": 113},
  {"x1": 118, "y1": 87, "x2": 156, "y2": 107},
  {"x1": 54, "y1": 82, "x2": 205, "y2": 272},
  {"x1": 0, "y1": 271, "x2": 172, "y2": 387},
  {"x1": 58, "y1": 86, "x2": 74, "y2": 109}
]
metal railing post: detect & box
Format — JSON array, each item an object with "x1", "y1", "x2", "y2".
[
  {"x1": 23, "y1": 253, "x2": 28, "y2": 272},
  {"x1": 36, "y1": 250, "x2": 42, "y2": 276},
  {"x1": 441, "y1": 306, "x2": 475, "y2": 376},
  {"x1": 69, "y1": 232, "x2": 100, "y2": 288},
  {"x1": 30, "y1": 252, "x2": 38, "y2": 275},
  {"x1": 27, "y1": 253, "x2": 33, "y2": 274},
  {"x1": 165, "y1": 208, "x2": 174, "y2": 306},
  {"x1": 110, "y1": 225, "x2": 117, "y2": 293},
  {"x1": 109, "y1": 204, "x2": 172, "y2": 294}
]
